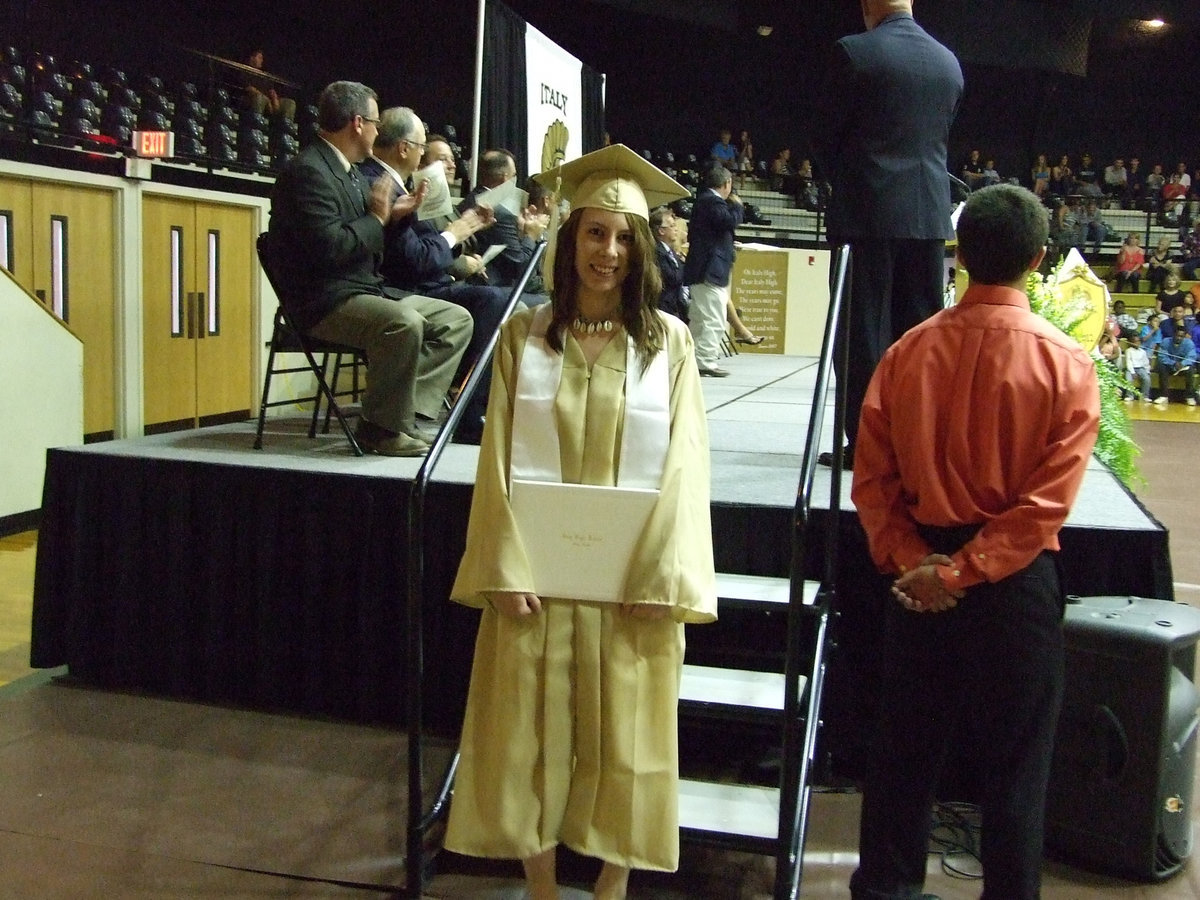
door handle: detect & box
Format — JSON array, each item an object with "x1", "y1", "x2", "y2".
[
  {"x1": 197, "y1": 291, "x2": 206, "y2": 338},
  {"x1": 186, "y1": 292, "x2": 196, "y2": 339},
  {"x1": 35, "y1": 288, "x2": 46, "y2": 304}
]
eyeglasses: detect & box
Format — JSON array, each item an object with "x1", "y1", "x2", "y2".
[
  {"x1": 360, "y1": 115, "x2": 380, "y2": 125},
  {"x1": 405, "y1": 139, "x2": 427, "y2": 153}
]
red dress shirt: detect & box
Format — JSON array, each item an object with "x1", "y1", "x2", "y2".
[{"x1": 851, "y1": 282, "x2": 1101, "y2": 593}]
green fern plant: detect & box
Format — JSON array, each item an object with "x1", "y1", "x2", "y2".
[{"x1": 1025, "y1": 269, "x2": 1141, "y2": 487}]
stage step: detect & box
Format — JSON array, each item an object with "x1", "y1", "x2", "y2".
[
  {"x1": 715, "y1": 572, "x2": 819, "y2": 610},
  {"x1": 679, "y1": 777, "x2": 780, "y2": 852},
  {"x1": 680, "y1": 663, "x2": 803, "y2": 720}
]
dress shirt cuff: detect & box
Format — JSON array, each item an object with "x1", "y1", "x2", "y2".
[
  {"x1": 936, "y1": 557, "x2": 984, "y2": 593},
  {"x1": 440, "y1": 231, "x2": 456, "y2": 249},
  {"x1": 889, "y1": 534, "x2": 934, "y2": 577}
]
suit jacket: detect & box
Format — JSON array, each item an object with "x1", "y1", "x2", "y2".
[
  {"x1": 655, "y1": 242, "x2": 687, "y2": 320},
  {"x1": 459, "y1": 185, "x2": 542, "y2": 290},
  {"x1": 682, "y1": 189, "x2": 743, "y2": 288},
  {"x1": 266, "y1": 139, "x2": 388, "y2": 331},
  {"x1": 813, "y1": 12, "x2": 963, "y2": 241},
  {"x1": 358, "y1": 156, "x2": 456, "y2": 293}
]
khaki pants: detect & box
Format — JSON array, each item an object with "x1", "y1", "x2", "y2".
[{"x1": 307, "y1": 292, "x2": 472, "y2": 434}]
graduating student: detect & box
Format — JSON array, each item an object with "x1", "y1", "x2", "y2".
[{"x1": 444, "y1": 145, "x2": 719, "y2": 900}]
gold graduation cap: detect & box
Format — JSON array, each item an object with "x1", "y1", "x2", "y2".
[
  {"x1": 533, "y1": 144, "x2": 689, "y2": 291},
  {"x1": 534, "y1": 143, "x2": 689, "y2": 221}
]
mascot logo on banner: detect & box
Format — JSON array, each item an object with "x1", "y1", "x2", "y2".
[{"x1": 542, "y1": 120, "x2": 568, "y2": 173}]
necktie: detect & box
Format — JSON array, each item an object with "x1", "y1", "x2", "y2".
[{"x1": 348, "y1": 167, "x2": 367, "y2": 214}]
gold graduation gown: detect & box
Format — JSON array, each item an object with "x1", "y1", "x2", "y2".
[{"x1": 444, "y1": 307, "x2": 718, "y2": 872}]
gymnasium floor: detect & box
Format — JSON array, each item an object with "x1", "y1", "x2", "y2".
[{"x1": 0, "y1": 416, "x2": 1197, "y2": 899}]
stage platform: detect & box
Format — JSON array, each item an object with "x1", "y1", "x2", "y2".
[{"x1": 30, "y1": 354, "x2": 1173, "y2": 761}]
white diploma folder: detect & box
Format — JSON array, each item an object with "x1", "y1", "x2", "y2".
[
  {"x1": 509, "y1": 479, "x2": 660, "y2": 603},
  {"x1": 412, "y1": 161, "x2": 453, "y2": 221}
]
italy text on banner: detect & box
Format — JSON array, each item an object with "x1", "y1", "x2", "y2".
[{"x1": 525, "y1": 24, "x2": 583, "y2": 174}]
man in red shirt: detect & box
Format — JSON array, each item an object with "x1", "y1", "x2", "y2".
[{"x1": 850, "y1": 184, "x2": 1100, "y2": 900}]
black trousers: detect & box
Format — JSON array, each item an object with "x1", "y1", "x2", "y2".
[
  {"x1": 850, "y1": 526, "x2": 1065, "y2": 900},
  {"x1": 835, "y1": 238, "x2": 946, "y2": 452}
]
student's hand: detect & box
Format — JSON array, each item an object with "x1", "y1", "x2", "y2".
[
  {"x1": 485, "y1": 591, "x2": 542, "y2": 617},
  {"x1": 621, "y1": 603, "x2": 669, "y2": 620}
]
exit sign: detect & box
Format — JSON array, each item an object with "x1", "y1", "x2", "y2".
[{"x1": 132, "y1": 130, "x2": 175, "y2": 158}]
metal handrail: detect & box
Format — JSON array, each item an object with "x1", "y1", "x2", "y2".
[
  {"x1": 403, "y1": 241, "x2": 547, "y2": 899},
  {"x1": 774, "y1": 243, "x2": 851, "y2": 898}
]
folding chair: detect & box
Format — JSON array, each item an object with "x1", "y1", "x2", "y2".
[{"x1": 254, "y1": 233, "x2": 366, "y2": 456}]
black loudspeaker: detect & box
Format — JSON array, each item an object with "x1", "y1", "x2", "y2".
[{"x1": 1046, "y1": 596, "x2": 1200, "y2": 881}]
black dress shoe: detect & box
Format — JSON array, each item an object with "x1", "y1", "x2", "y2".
[{"x1": 817, "y1": 448, "x2": 854, "y2": 470}]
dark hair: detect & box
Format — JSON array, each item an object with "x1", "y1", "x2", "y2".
[
  {"x1": 649, "y1": 205, "x2": 672, "y2": 234},
  {"x1": 479, "y1": 149, "x2": 516, "y2": 183},
  {"x1": 956, "y1": 184, "x2": 1048, "y2": 285},
  {"x1": 526, "y1": 177, "x2": 549, "y2": 209},
  {"x1": 317, "y1": 81, "x2": 376, "y2": 132},
  {"x1": 547, "y1": 208, "x2": 665, "y2": 369}
]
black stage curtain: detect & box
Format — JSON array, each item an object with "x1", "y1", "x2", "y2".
[
  {"x1": 481, "y1": 0, "x2": 529, "y2": 178},
  {"x1": 30, "y1": 450, "x2": 480, "y2": 734},
  {"x1": 581, "y1": 64, "x2": 605, "y2": 153}
]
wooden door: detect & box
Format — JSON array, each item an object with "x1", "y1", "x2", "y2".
[
  {"x1": 0, "y1": 176, "x2": 33, "y2": 293},
  {"x1": 30, "y1": 183, "x2": 116, "y2": 438},
  {"x1": 142, "y1": 195, "x2": 255, "y2": 431},
  {"x1": 192, "y1": 200, "x2": 253, "y2": 423},
  {"x1": 142, "y1": 195, "x2": 198, "y2": 431}
]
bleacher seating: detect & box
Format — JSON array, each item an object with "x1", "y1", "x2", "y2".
[{"x1": 0, "y1": 41, "x2": 318, "y2": 177}]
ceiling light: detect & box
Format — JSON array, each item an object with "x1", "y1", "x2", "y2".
[
  {"x1": 757, "y1": 25, "x2": 773, "y2": 37},
  {"x1": 1145, "y1": 19, "x2": 1165, "y2": 28}
]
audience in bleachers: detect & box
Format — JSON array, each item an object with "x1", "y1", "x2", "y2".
[
  {"x1": 1031, "y1": 154, "x2": 1050, "y2": 197},
  {"x1": 1160, "y1": 300, "x2": 1194, "y2": 339},
  {"x1": 1153, "y1": 323, "x2": 1198, "y2": 406},
  {"x1": 1112, "y1": 234, "x2": 1145, "y2": 292},
  {"x1": 1077, "y1": 199, "x2": 1108, "y2": 254},
  {"x1": 1122, "y1": 332, "x2": 1152, "y2": 401},
  {"x1": 1157, "y1": 270, "x2": 1188, "y2": 317},
  {"x1": 1124, "y1": 158, "x2": 1145, "y2": 207},
  {"x1": 1141, "y1": 313, "x2": 1165, "y2": 354},
  {"x1": 735, "y1": 129, "x2": 753, "y2": 188},
  {"x1": 1180, "y1": 222, "x2": 1200, "y2": 279},
  {"x1": 1102, "y1": 157, "x2": 1127, "y2": 202},
  {"x1": 1146, "y1": 236, "x2": 1175, "y2": 293},
  {"x1": 710, "y1": 127, "x2": 736, "y2": 170},
  {"x1": 1111, "y1": 299, "x2": 1139, "y2": 338},
  {"x1": 1049, "y1": 154, "x2": 1073, "y2": 197}
]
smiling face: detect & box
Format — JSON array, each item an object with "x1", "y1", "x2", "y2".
[{"x1": 573, "y1": 208, "x2": 634, "y2": 309}]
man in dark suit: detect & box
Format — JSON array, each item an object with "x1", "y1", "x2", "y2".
[
  {"x1": 650, "y1": 205, "x2": 687, "y2": 320},
  {"x1": 361, "y1": 105, "x2": 508, "y2": 443},
  {"x1": 813, "y1": 0, "x2": 963, "y2": 468},
  {"x1": 459, "y1": 149, "x2": 550, "y2": 294},
  {"x1": 683, "y1": 165, "x2": 743, "y2": 377},
  {"x1": 267, "y1": 81, "x2": 472, "y2": 456}
]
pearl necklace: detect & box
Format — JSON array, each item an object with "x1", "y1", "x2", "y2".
[{"x1": 572, "y1": 314, "x2": 617, "y2": 334}]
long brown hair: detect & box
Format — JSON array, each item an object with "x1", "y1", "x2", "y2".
[{"x1": 547, "y1": 208, "x2": 666, "y2": 369}]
